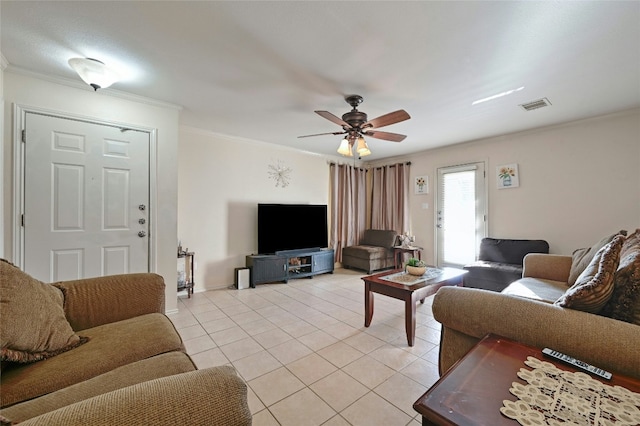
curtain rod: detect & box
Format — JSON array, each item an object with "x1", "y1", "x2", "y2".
[
  {"x1": 327, "y1": 161, "x2": 410, "y2": 171},
  {"x1": 327, "y1": 161, "x2": 366, "y2": 170},
  {"x1": 374, "y1": 161, "x2": 411, "y2": 170}
]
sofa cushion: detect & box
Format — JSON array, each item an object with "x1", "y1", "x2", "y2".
[
  {"x1": 568, "y1": 230, "x2": 626, "y2": 286},
  {"x1": 342, "y1": 245, "x2": 390, "y2": 261},
  {"x1": 555, "y1": 235, "x2": 624, "y2": 313},
  {"x1": 0, "y1": 313, "x2": 184, "y2": 408},
  {"x1": 14, "y1": 366, "x2": 251, "y2": 426},
  {"x1": 359, "y1": 229, "x2": 397, "y2": 248},
  {"x1": 0, "y1": 260, "x2": 86, "y2": 364},
  {"x1": 502, "y1": 277, "x2": 568, "y2": 303},
  {"x1": 601, "y1": 235, "x2": 640, "y2": 325},
  {"x1": 463, "y1": 261, "x2": 524, "y2": 292},
  {"x1": 0, "y1": 352, "x2": 196, "y2": 423},
  {"x1": 54, "y1": 273, "x2": 166, "y2": 331}
]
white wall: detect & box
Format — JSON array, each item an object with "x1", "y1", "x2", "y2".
[
  {"x1": 396, "y1": 108, "x2": 639, "y2": 260},
  {"x1": 178, "y1": 126, "x2": 332, "y2": 290},
  {"x1": 2, "y1": 72, "x2": 181, "y2": 312},
  {"x1": 179, "y1": 109, "x2": 639, "y2": 292}
]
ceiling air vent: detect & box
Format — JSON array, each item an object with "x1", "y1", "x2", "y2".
[{"x1": 519, "y1": 98, "x2": 551, "y2": 111}]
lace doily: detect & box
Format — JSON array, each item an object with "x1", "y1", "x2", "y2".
[
  {"x1": 379, "y1": 268, "x2": 442, "y2": 285},
  {"x1": 501, "y1": 356, "x2": 640, "y2": 426}
]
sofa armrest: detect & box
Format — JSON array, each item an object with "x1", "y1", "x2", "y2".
[
  {"x1": 17, "y1": 366, "x2": 251, "y2": 426},
  {"x1": 432, "y1": 286, "x2": 640, "y2": 379},
  {"x1": 522, "y1": 253, "x2": 571, "y2": 282},
  {"x1": 54, "y1": 273, "x2": 165, "y2": 331}
]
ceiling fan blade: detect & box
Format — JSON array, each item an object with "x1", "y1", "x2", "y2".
[
  {"x1": 363, "y1": 110, "x2": 410, "y2": 129},
  {"x1": 315, "y1": 110, "x2": 352, "y2": 128},
  {"x1": 363, "y1": 130, "x2": 407, "y2": 142},
  {"x1": 298, "y1": 131, "x2": 346, "y2": 138}
]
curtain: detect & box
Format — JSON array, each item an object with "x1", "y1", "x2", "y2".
[
  {"x1": 371, "y1": 162, "x2": 411, "y2": 233},
  {"x1": 329, "y1": 163, "x2": 367, "y2": 262}
]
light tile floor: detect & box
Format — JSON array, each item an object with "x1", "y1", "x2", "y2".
[{"x1": 169, "y1": 268, "x2": 442, "y2": 426}]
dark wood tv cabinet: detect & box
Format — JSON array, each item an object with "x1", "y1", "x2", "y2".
[{"x1": 245, "y1": 249, "x2": 334, "y2": 287}]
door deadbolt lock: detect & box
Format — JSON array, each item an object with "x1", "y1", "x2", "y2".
[
  {"x1": 138, "y1": 231, "x2": 146, "y2": 238},
  {"x1": 138, "y1": 205, "x2": 146, "y2": 211},
  {"x1": 138, "y1": 218, "x2": 146, "y2": 225}
]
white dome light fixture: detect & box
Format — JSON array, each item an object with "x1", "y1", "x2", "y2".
[{"x1": 68, "y1": 58, "x2": 120, "y2": 91}]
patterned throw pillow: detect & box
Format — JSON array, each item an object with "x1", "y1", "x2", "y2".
[
  {"x1": 568, "y1": 230, "x2": 626, "y2": 286},
  {"x1": 620, "y1": 228, "x2": 640, "y2": 259},
  {"x1": 601, "y1": 233, "x2": 640, "y2": 325},
  {"x1": 0, "y1": 259, "x2": 87, "y2": 363},
  {"x1": 555, "y1": 235, "x2": 624, "y2": 313}
]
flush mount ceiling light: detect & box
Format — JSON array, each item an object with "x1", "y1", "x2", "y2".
[{"x1": 68, "y1": 58, "x2": 120, "y2": 91}]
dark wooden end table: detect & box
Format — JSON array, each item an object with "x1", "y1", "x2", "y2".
[
  {"x1": 361, "y1": 267, "x2": 466, "y2": 347},
  {"x1": 413, "y1": 334, "x2": 640, "y2": 425},
  {"x1": 393, "y1": 245, "x2": 423, "y2": 269}
]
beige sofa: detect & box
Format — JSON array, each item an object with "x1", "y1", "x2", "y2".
[
  {"x1": 0, "y1": 262, "x2": 251, "y2": 425},
  {"x1": 433, "y1": 231, "x2": 640, "y2": 380}
]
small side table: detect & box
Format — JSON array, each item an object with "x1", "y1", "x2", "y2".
[
  {"x1": 394, "y1": 246, "x2": 423, "y2": 269},
  {"x1": 178, "y1": 251, "x2": 195, "y2": 298}
]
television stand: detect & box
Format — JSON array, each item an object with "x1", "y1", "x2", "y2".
[{"x1": 245, "y1": 249, "x2": 334, "y2": 287}]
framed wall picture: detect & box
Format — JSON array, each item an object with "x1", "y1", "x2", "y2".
[
  {"x1": 497, "y1": 164, "x2": 519, "y2": 189},
  {"x1": 415, "y1": 175, "x2": 428, "y2": 194}
]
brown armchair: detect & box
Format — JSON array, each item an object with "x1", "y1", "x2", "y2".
[{"x1": 341, "y1": 229, "x2": 398, "y2": 273}]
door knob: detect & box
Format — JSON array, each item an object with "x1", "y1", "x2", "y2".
[{"x1": 138, "y1": 231, "x2": 146, "y2": 238}]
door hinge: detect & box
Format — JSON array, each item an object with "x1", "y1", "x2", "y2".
[
  {"x1": 21, "y1": 129, "x2": 26, "y2": 143},
  {"x1": 21, "y1": 214, "x2": 25, "y2": 227}
]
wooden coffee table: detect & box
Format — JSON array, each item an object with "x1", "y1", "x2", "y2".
[
  {"x1": 413, "y1": 334, "x2": 640, "y2": 425},
  {"x1": 361, "y1": 267, "x2": 466, "y2": 346}
]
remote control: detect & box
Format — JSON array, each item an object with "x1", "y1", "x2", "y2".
[{"x1": 542, "y1": 348, "x2": 612, "y2": 380}]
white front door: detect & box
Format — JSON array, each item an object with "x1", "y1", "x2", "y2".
[
  {"x1": 436, "y1": 162, "x2": 487, "y2": 268},
  {"x1": 23, "y1": 112, "x2": 150, "y2": 282}
]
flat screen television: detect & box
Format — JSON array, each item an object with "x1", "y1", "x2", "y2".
[{"x1": 258, "y1": 204, "x2": 328, "y2": 254}]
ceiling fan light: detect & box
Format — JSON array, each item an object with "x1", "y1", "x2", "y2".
[
  {"x1": 337, "y1": 138, "x2": 353, "y2": 156},
  {"x1": 358, "y1": 147, "x2": 372, "y2": 157},
  {"x1": 68, "y1": 57, "x2": 120, "y2": 91},
  {"x1": 356, "y1": 136, "x2": 370, "y2": 154}
]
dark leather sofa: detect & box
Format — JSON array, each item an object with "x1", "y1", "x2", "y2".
[{"x1": 463, "y1": 238, "x2": 549, "y2": 292}]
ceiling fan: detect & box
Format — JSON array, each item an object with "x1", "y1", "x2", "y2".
[{"x1": 298, "y1": 95, "x2": 410, "y2": 157}]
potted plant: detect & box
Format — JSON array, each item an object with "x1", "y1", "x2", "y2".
[{"x1": 405, "y1": 258, "x2": 427, "y2": 276}]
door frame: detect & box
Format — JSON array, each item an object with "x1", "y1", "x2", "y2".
[
  {"x1": 434, "y1": 161, "x2": 488, "y2": 267},
  {"x1": 12, "y1": 104, "x2": 159, "y2": 274}
]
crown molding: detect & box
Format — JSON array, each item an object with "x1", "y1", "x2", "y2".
[
  {"x1": 179, "y1": 124, "x2": 339, "y2": 160},
  {"x1": 5, "y1": 64, "x2": 182, "y2": 111}
]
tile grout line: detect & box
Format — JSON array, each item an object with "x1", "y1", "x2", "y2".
[{"x1": 173, "y1": 270, "x2": 437, "y2": 426}]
